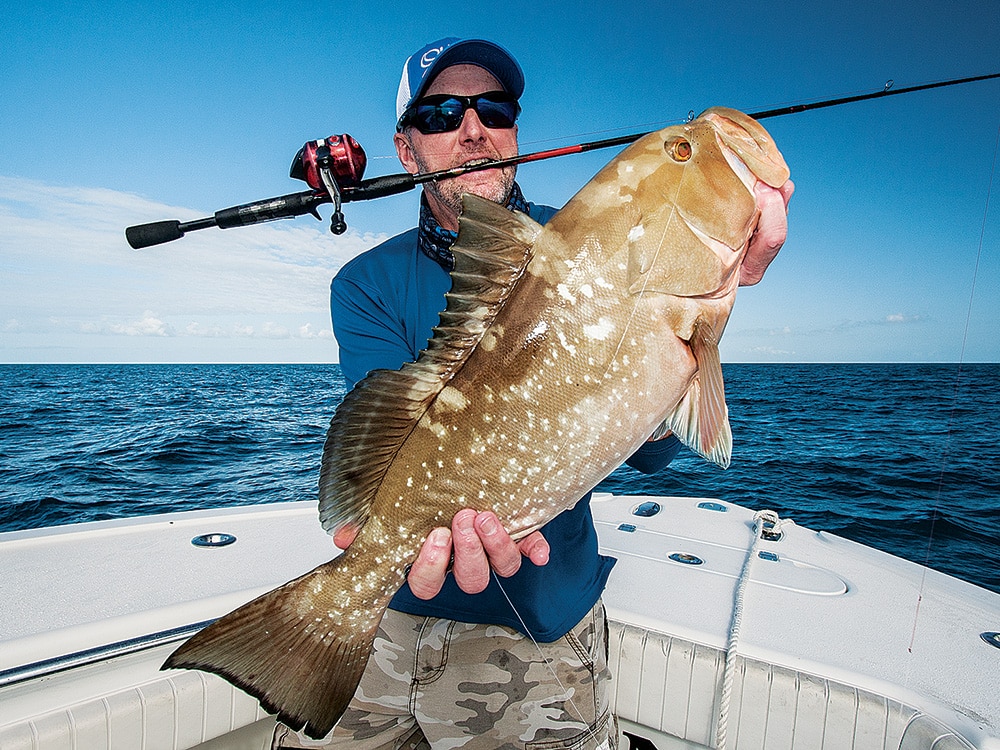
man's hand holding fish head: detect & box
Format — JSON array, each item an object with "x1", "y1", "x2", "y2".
[{"x1": 742, "y1": 179, "x2": 795, "y2": 285}]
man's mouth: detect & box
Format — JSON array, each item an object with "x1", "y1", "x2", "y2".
[{"x1": 460, "y1": 157, "x2": 499, "y2": 170}]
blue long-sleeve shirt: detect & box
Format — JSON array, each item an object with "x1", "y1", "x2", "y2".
[{"x1": 329, "y1": 193, "x2": 679, "y2": 641}]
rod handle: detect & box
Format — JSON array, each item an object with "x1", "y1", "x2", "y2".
[
  {"x1": 343, "y1": 173, "x2": 417, "y2": 202},
  {"x1": 125, "y1": 220, "x2": 184, "y2": 249}
]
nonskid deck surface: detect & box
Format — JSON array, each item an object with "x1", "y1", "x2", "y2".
[{"x1": 1, "y1": 496, "x2": 997, "y2": 749}]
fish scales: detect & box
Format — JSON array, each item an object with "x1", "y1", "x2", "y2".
[{"x1": 163, "y1": 107, "x2": 789, "y2": 739}]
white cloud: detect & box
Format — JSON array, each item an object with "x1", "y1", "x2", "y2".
[
  {"x1": 184, "y1": 321, "x2": 228, "y2": 337},
  {"x1": 0, "y1": 175, "x2": 386, "y2": 361},
  {"x1": 107, "y1": 311, "x2": 174, "y2": 337},
  {"x1": 260, "y1": 322, "x2": 291, "y2": 339},
  {"x1": 299, "y1": 323, "x2": 335, "y2": 339},
  {"x1": 885, "y1": 313, "x2": 923, "y2": 324}
]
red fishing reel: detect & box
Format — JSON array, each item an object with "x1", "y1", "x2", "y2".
[{"x1": 290, "y1": 134, "x2": 367, "y2": 234}]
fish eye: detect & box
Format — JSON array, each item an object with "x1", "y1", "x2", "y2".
[{"x1": 665, "y1": 137, "x2": 692, "y2": 162}]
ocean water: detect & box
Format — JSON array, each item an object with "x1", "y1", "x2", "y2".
[{"x1": 1, "y1": 363, "x2": 997, "y2": 594}]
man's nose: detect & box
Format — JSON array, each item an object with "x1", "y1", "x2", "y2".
[{"x1": 456, "y1": 107, "x2": 487, "y2": 141}]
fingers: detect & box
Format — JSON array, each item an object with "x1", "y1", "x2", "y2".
[
  {"x1": 451, "y1": 508, "x2": 496, "y2": 594},
  {"x1": 406, "y1": 510, "x2": 550, "y2": 599},
  {"x1": 332, "y1": 523, "x2": 360, "y2": 550},
  {"x1": 740, "y1": 179, "x2": 794, "y2": 286},
  {"x1": 407, "y1": 527, "x2": 453, "y2": 600},
  {"x1": 475, "y1": 511, "x2": 527, "y2": 577},
  {"x1": 516, "y1": 530, "x2": 550, "y2": 566},
  {"x1": 779, "y1": 178, "x2": 795, "y2": 206}
]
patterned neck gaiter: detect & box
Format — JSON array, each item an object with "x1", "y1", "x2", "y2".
[{"x1": 417, "y1": 182, "x2": 530, "y2": 271}]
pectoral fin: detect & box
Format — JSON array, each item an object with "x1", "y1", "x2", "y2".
[{"x1": 664, "y1": 319, "x2": 732, "y2": 468}]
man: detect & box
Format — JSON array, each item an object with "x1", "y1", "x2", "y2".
[{"x1": 275, "y1": 38, "x2": 792, "y2": 749}]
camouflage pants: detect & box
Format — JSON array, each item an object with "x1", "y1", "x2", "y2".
[{"x1": 272, "y1": 600, "x2": 617, "y2": 749}]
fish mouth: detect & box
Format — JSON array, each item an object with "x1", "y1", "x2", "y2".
[
  {"x1": 678, "y1": 139, "x2": 755, "y2": 288},
  {"x1": 703, "y1": 107, "x2": 790, "y2": 188},
  {"x1": 719, "y1": 141, "x2": 758, "y2": 197}
]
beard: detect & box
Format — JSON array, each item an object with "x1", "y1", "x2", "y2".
[{"x1": 412, "y1": 150, "x2": 517, "y2": 215}]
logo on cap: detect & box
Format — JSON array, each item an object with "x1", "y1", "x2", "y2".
[{"x1": 420, "y1": 47, "x2": 444, "y2": 68}]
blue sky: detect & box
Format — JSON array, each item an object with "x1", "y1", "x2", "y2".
[{"x1": 2, "y1": 0, "x2": 998, "y2": 363}]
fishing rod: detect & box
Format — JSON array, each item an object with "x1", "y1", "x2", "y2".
[{"x1": 125, "y1": 72, "x2": 1000, "y2": 250}]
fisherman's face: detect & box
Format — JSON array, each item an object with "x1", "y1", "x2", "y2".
[{"x1": 395, "y1": 64, "x2": 519, "y2": 231}]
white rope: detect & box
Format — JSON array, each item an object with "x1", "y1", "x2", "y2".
[{"x1": 715, "y1": 509, "x2": 786, "y2": 750}]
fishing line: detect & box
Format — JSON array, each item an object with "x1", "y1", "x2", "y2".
[
  {"x1": 907, "y1": 117, "x2": 1000, "y2": 654},
  {"x1": 361, "y1": 75, "x2": 1000, "y2": 165},
  {"x1": 490, "y1": 571, "x2": 608, "y2": 749},
  {"x1": 479, "y1": 156, "x2": 690, "y2": 750}
]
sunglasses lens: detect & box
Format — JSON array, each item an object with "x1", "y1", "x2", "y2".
[
  {"x1": 412, "y1": 99, "x2": 465, "y2": 133},
  {"x1": 476, "y1": 97, "x2": 519, "y2": 129},
  {"x1": 406, "y1": 93, "x2": 519, "y2": 134}
]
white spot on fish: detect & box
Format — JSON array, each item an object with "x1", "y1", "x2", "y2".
[
  {"x1": 527, "y1": 320, "x2": 548, "y2": 342},
  {"x1": 557, "y1": 331, "x2": 577, "y2": 356},
  {"x1": 557, "y1": 284, "x2": 576, "y2": 304},
  {"x1": 628, "y1": 224, "x2": 645, "y2": 242},
  {"x1": 420, "y1": 420, "x2": 448, "y2": 439},
  {"x1": 583, "y1": 317, "x2": 615, "y2": 341},
  {"x1": 436, "y1": 385, "x2": 470, "y2": 412}
]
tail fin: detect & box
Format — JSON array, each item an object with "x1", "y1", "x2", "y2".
[{"x1": 163, "y1": 556, "x2": 392, "y2": 740}]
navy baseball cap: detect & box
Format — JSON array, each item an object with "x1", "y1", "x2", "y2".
[{"x1": 395, "y1": 38, "x2": 524, "y2": 124}]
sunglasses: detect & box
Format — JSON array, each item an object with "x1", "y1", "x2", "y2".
[{"x1": 397, "y1": 91, "x2": 521, "y2": 134}]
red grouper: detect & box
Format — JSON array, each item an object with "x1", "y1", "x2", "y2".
[{"x1": 164, "y1": 107, "x2": 790, "y2": 739}]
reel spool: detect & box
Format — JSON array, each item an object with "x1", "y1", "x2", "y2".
[{"x1": 290, "y1": 135, "x2": 367, "y2": 234}]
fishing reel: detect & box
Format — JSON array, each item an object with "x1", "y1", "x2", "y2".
[{"x1": 289, "y1": 134, "x2": 367, "y2": 234}]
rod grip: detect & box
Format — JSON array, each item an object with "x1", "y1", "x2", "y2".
[
  {"x1": 344, "y1": 173, "x2": 417, "y2": 202},
  {"x1": 213, "y1": 191, "x2": 325, "y2": 228},
  {"x1": 125, "y1": 220, "x2": 184, "y2": 249}
]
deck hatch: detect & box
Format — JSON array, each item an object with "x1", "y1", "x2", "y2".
[
  {"x1": 191, "y1": 533, "x2": 237, "y2": 548},
  {"x1": 631, "y1": 501, "x2": 661, "y2": 517},
  {"x1": 668, "y1": 553, "x2": 704, "y2": 565},
  {"x1": 697, "y1": 501, "x2": 727, "y2": 512}
]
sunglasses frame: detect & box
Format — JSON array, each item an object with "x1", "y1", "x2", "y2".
[{"x1": 397, "y1": 91, "x2": 521, "y2": 134}]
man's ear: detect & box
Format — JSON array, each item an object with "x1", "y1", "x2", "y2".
[{"x1": 394, "y1": 132, "x2": 420, "y2": 175}]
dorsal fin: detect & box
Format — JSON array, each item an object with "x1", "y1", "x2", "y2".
[{"x1": 318, "y1": 195, "x2": 543, "y2": 534}]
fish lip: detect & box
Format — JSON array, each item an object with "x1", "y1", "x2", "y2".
[{"x1": 718, "y1": 140, "x2": 758, "y2": 196}]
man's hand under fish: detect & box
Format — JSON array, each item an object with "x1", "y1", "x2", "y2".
[
  {"x1": 333, "y1": 509, "x2": 549, "y2": 599},
  {"x1": 332, "y1": 177, "x2": 794, "y2": 600}
]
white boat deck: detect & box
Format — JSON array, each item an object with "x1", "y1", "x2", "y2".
[{"x1": 1, "y1": 495, "x2": 998, "y2": 749}]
